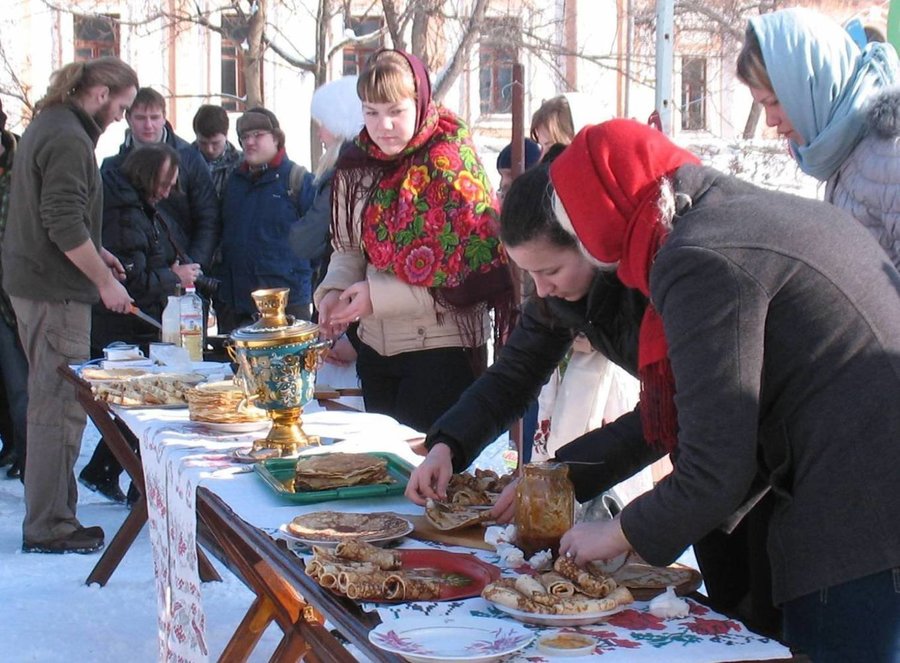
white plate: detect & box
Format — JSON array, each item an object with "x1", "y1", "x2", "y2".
[
  {"x1": 369, "y1": 616, "x2": 533, "y2": 663},
  {"x1": 194, "y1": 420, "x2": 271, "y2": 433},
  {"x1": 488, "y1": 601, "x2": 624, "y2": 627},
  {"x1": 275, "y1": 518, "x2": 414, "y2": 548}
]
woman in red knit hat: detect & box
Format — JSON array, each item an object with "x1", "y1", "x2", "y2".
[{"x1": 547, "y1": 119, "x2": 900, "y2": 659}]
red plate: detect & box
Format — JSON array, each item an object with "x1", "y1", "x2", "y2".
[
  {"x1": 396, "y1": 549, "x2": 501, "y2": 602},
  {"x1": 321, "y1": 548, "x2": 500, "y2": 603}
]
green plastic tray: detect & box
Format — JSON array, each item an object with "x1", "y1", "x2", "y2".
[{"x1": 253, "y1": 451, "x2": 414, "y2": 504}]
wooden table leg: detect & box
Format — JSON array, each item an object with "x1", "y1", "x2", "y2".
[
  {"x1": 217, "y1": 595, "x2": 277, "y2": 663},
  {"x1": 197, "y1": 491, "x2": 367, "y2": 662},
  {"x1": 197, "y1": 546, "x2": 222, "y2": 583},
  {"x1": 85, "y1": 498, "x2": 148, "y2": 587}
]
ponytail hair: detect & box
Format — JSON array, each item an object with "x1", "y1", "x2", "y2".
[{"x1": 37, "y1": 56, "x2": 139, "y2": 111}]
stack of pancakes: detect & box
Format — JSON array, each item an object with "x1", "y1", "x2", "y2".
[
  {"x1": 186, "y1": 380, "x2": 267, "y2": 424},
  {"x1": 293, "y1": 452, "x2": 391, "y2": 491}
]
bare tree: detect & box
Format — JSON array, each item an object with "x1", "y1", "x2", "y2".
[{"x1": 0, "y1": 41, "x2": 35, "y2": 122}]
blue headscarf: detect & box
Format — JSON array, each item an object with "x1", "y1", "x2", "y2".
[{"x1": 750, "y1": 8, "x2": 899, "y2": 181}]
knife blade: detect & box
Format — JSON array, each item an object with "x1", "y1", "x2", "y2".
[{"x1": 130, "y1": 305, "x2": 163, "y2": 330}]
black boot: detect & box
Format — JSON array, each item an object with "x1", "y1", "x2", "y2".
[
  {"x1": 79, "y1": 452, "x2": 126, "y2": 503},
  {"x1": 78, "y1": 468, "x2": 126, "y2": 503},
  {"x1": 6, "y1": 456, "x2": 22, "y2": 481},
  {"x1": 79, "y1": 437, "x2": 127, "y2": 503}
]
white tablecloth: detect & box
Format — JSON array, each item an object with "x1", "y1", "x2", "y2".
[
  {"x1": 122, "y1": 404, "x2": 423, "y2": 663},
  {"x1": 122, "y1": 405, "x2": 791, "y2": 663}
]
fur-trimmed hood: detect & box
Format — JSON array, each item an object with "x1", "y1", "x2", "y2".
[{"x1": 867, "y1": 86, "x2": 900, "y2": 139}]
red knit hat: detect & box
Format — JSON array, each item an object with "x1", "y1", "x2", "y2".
[{"x1": 549, "y1": 119, "x2": 699, "y2": 264}]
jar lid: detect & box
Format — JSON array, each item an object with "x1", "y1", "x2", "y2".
[{"x1": 230, "y1": 317, "x2": 318, "y2": 343}]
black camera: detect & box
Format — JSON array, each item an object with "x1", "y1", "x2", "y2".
[{"x1": 194, "y1": 274, "x2": 221, "y2": 298}]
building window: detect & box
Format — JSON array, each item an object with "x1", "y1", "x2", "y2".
[
  {"x1": 221, "y1": 14, "x2": 246, "y2": 111},
  {"x1": 681, "y1": 57, "x2": 706, "y2": 131},
  {"x1": 343, "y1": 17, "x2": 383, "y2": 76},
  {"x1": 74, "y1": 14, "x2": 119, "y2": 60},
  {"x1": 479, "y1": 23, "x2": 517, "y2": 115}
]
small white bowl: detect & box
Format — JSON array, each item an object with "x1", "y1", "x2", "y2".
[{"x1": 536, "y1": 631, "x2": 596, "y2": 657}]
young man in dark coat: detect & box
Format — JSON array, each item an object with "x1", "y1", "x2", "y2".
[
  {"x1": 101, "y1": 88, "x2": 220, "y2": 271},
  {"x1": 217, "y1": 107, "x2": 315, "y2": 332}
]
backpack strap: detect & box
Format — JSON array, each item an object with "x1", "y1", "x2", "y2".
[{"x1": 286, "y1": 162, "x2": 309, "y2": 208}]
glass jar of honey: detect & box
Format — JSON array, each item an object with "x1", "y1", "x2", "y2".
[{"x1": 514, "y1": 462, "x2": 575, "y2": 557}]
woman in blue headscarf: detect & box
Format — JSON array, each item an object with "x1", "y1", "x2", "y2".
[{"x1": 737, "y1": 7, "x2": 900, "y2": 269}]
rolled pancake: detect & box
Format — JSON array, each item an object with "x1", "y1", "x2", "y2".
[
  {"x1": 550, "y1": 595, "x2": 618, "y2": 614},
  {"x1": 481, "y1": 583, "x2": 546, "y2": 613},
  {"x1": 554, "y1": 556, "x2": 617, "y2": 598},
  {"x1": 539, "y1": 571, "x2": 576, "y2": 597},
  {"x1": 345, "y1": 580, "x2": 388, "y2": 600},
  {"x1": 383, "y1": 574, "x2": 442, "y2": 601},
  {"x1": 514, "y1": 574, "x2": 548, "y2": 598},
  {"x1": 607, "y1": 585, "x2": 635, "y2": 606},
  {"x1": 339, "y1": 567, "x2": 393, "y2": 597},
  {"x1": 318, "y1": 570, "x2": 339, "y2": 588},
  {"x1": 334, "y1": 539, "x2": 401, "y2": 570}
]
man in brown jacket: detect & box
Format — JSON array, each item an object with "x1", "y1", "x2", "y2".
[{"x1": 2, "y1": 57, "x2": 138, "y2": 554}]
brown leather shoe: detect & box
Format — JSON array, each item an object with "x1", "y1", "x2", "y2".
[{"x1": 23, "y1": 528, "x2": 104, "y2": 554}]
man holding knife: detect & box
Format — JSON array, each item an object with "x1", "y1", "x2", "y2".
[{"x1": 2, "y1": 57, "x2": 139, "y2": 554}]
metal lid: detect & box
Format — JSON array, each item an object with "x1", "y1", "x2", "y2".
[
  {"x1": 230, "y1": 317, "x2": 319, "y2": 343},
  {"x1": 228, "y1": 287, "x2": 320, "y2": 344}
]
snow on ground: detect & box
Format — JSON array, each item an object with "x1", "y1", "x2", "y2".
[{"x1": 0, "y1": 422, "x2": 285, "y2": 662}]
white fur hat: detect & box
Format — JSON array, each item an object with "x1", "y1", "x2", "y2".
[{"x1": 310, "y1": 76, "x2": 364, "y2": 140}]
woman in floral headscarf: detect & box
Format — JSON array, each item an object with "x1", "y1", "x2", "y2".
[
  {"x1": 314, "y1": 49, "x2": 514, "y2": 433},
  {"x1": 549, "y1": 119, "x2": 900, "y2": 659}
]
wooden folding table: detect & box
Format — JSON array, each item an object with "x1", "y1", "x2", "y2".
[{"x1": 59, "y1": 364, "x2": 221, "y2": 587}]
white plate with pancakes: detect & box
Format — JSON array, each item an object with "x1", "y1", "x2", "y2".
[{"x1": 277, "y1": 511, "x2": 414, "y2": 547}]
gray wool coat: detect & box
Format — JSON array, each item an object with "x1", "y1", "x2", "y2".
[
  {"x1": 620, "y1": 164, "x2": 900, "y2": 606},
  {"x1": 828, "y1": 86, "x2": 900, "y2": 270}
]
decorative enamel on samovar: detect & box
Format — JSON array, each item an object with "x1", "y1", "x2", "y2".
[{"x1": 229, "y1": 288, "x2": 329, "y2": 455}]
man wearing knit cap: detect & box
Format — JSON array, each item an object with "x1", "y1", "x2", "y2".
[
  {"x1": 496, "y1": 138, "x2": 542, "y2": 204},
  {"x1": 217, "y1": 107, "x2": 316, "y2": 332}
]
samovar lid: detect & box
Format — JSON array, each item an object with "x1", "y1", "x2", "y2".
[
  {"x1": 230, "y1": 317, "x2": 319, "y2": 342},
  {"x1": 228, "y1": 287, "x2": 319, "y2": 343}
]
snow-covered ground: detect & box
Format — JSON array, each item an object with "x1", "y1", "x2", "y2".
[
  {"x1": 0, "y1": 422, "x2": 288, "y2": 662},
  {"x1": 0, "y1": 137, "x2": 815, "y2": 661}
]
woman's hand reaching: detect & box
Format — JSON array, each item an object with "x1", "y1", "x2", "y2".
[
  {"x1": 558, "y1": 515, "x2": 632, "y2": 568},
  {"x1": 329, "y1": 281, "x2": 373, "y2": 325},
  {"x1": 405, "y1": 443, "x2": 454, "y2": 505},
  {"x1": 317, "y1": 290, "x2": 353, "y2": 340}
]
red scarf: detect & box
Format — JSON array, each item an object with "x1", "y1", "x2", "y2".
[
  {"x1": 550, "y1": 119, "x2": 700, "y2": 451},
  {"x1": 333, "y1": 50, "x2": 514, "y2": 346}
]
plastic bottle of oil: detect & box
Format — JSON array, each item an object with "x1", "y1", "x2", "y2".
[
  {"x1": 161, "y1": 292, "x2": 182, "y2": 346},
  {"x1": 179, "y1": 285, "x2": 203, "y2": 361}
]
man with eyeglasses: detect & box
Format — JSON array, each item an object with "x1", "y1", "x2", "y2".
[{"x1": 216, "y1": 107, "x2": 316, "y2": 332}]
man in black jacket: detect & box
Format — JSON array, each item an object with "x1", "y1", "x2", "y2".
[{"x1": 101, "y1": 88, "x2": 220, "y2": 270}]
